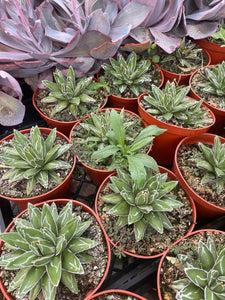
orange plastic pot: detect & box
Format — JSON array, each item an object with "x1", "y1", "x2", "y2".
[
  {"x1": 32, "y1": 88, "x2": 108, "y2": 137},
  {"x1": 195, "y1": 39, "x2": 225, "y2": 65},
  {"x1": 157, "y1": 229, "x2": 225, "y2": 300},
  {"x1": 189, "y1": 66, "x2": 225, "y2": 135},
  {"x1": 173, "y1": 133, "x2": 225, "y2": 218},
  {"x1": 138, "y1": 93, "x2": 216, "y2": 166},
  {"x1": 154, "y1": 49, "x2": 211, "y2": 86},
  {"x1": 95, "y1": 166, "x2": 196, "y2": 260},
  {"x1": 85, "y1": 289, "x2": 147, "y2": 300},
  {"x1": 0, "y1": 199, "x2": 111, "y2": 300},
  {"x1": 70, "y1": 108, "x2": 150, "y2": 186},
  {"x1": 0, "y1": 128, "x2": 76, "y2": 210},
  {"x1": 107, "y1": 62, "x2": 164, "y2": 115}
]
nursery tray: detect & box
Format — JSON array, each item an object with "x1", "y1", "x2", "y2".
[{"x1": 0, "y1": 94, "x2": 225, "y2": 300}]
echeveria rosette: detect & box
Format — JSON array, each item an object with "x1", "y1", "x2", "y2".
[
  {"x1": 172, "y1": 236, "x2": 225, "y2": 300},
  {"x1": 196, "y1": 136, "x2": 225, "y2": 194},
  {"x1": 101, "y1": 168, "x2": 183, "y2": 242},
  {"x1": 0, "y1": 201, "x2": 98, "y2": 300},
  {"x1": 0, "y1": 126, "x2": 72, "y2": 195}
]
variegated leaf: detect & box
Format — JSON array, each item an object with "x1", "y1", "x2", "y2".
[
  {"x1": 17, "y1": 266, "x2": 45, "y2": 298},
  {"x1": 47, "y1": 255, "x2": 61, "y2": 286},
  {"x1": 62, "y1": 250, "x2": 84, "y2": 274},
  {"x1": 42, "y1": 273, "x2": 57, "y2": 300},
  {"x1": 61, "y1": 270, "x2": 78, "y2": 293},
  {"x1": 8, "y1": 267, "x2": 30, "y2": 292},
  {"x1": 68, "y1": 237, "x2": 98, "y2": 253}
]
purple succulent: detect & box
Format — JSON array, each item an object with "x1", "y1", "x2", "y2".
[
  {"x1": 0, "y1": 71, "x2": 25, "y2": 126},
  {"x1": 185, "y1": 0, "x2": 225, "y2": 39}
]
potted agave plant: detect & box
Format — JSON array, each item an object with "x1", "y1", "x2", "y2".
[
  {"x1": 33, "y1": 66, "x2": 108, "y2": 136},
  {"x1": 190, "y1": 61, "x2": 225, "y2": 134},
  {"x1": 173, "y1": 133, "x2": 225, "y2": 219},
  {"x1": 157, "y1": 229, "x2": 225, "y2": 300},
  {"x1": 0, "y1": 125, "x2": 75, "y2": 209},
  {"x1": 70, "y1": 108, "x2": 165, "y2": 186},
  {"x1": 0, "y1": 199, "x2": 111, "y2": 300},
  {"x1": 138, "y1": 80, "x2": 215, "y2": 165},
  {"x1": 95, "y1": 165, "x2": 196, "y2": 259},
  {"x1": 195, "y1": 20, "x2": 225, "y2": 65},
  {"x1": 86, "y1": 289, "x2": 147, "y2": 300},
  {"x1": 98, "y1": 51, "x2": 164, "y2": 114},
  {"x1": 153, "y1": 37, "x2": 211, "y2": 86}
]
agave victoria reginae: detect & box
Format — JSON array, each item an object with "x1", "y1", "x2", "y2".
[
  {"x1": 158, "y1": 230, "x2": 225, "y2": 300},
  {"x1": 0, "y1": 200, "x2": 110, "y2": 300}
]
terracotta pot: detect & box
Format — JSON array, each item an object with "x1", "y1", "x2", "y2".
[
  {"x1": 189, "y1": 65, "x2": 225, "y2": 135},
  {"x1": 0, "y1": 128, "x2": 76, "y2": 209},
  {"x1": 138, "y1": 93, "x2": 216, "y2": 166},
  {"x1": 32, "y1": 88, "x2": 108, "y2": 137},
  {"x1": 70, "y1": 108, "x2": 150, "y2": 186},
  {"x1": 95, "y1": 166, "x2": 196, "y2": 259},
  {"x1": 157, "y1": 229, "x2": 225, "y2": 300},
  {"x1": 0, "y1": 199, "x2": 111, "y2": 300},
  {"x1": 85, "y1": 289, "x2": 147, "y2": 300},
  {"x1": 195, "y1": 39, "x2": 225, "y2": 65},
  {"x1": 172, "y1": 133, "x2": 225, "y2": 218},
  {"x1": 107, "y1": 62, "x2": 164, "y2": 115},
  {"x1": 154, "y1": 49, "x2": 211, "y2": 86}
]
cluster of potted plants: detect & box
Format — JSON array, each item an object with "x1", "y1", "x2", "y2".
[{"x1": 0, "y1": 1, "x2": 225, "y2": 299}]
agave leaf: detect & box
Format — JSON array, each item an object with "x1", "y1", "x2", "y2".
[
  {"x1": 17, "y1": 226, "x2": 44, "y2": 243},
  {"x1": 33, "y1": 255, "x2": 54, "y2": 267},
  {"x1": 42, "y1": 273, "x2": 57, "y2": 300},
  {"x1": 199, "y1": 240, "x2": 216, "y2": 272},
  {"x1": 7, "y1": 251, "x2": 38, "y2": 269},
  {"x1": 13, "y1": 218, "x2": 33, "y2": 229},
  {"x1": 17, "y1": 266, "x2": 45, "y2": 298},
  {"x1": 26, "y1": 176, "x2": 37, "y2": 195},
  {"x1": 0, "y1": 249, "x2": 24, "y2": 267},
  {"x1": 134, "y1": 219, "x2": 147, "y2": 242},
  {"x1": 36, "y1": 240, "x2": 55, "y2": 256},
  {"x1": 47, "y1": 255, "x2": 61, "y2": 286},
  {"x1": 185, "y1": 267, "x2": 207, "y2": 288},
  {"x1": 68, "y1": 237, "x2": 98, "y2": 253},
  {"x1": 102, "y1": 193, "x2": 124, "y2": 204},
  {"x1": 55, "y1": 143, "x2": 72, "y2": 159},
  {"x1": 108, "y1": 201, "x2": 130, "y2": 216},
  {"x1": 75, "y1": 220, "x2": 92, "y2": 237},
  {"x1": 177, "y1": 282, "x2": 204, "y2": 299},
  {"x1": 59, "y1": 218, "x2": 79, "y2": 243},
  {"x1": 62, "y1": 250, "x2": 84, "y2": 274},
  {"x1": 61, "y1": 270, "x2": 78, "y2": 294},
  {"x1": 57, "y1": 201, "x2": 73, "y2": 231},
  {"x1": 8, "y1": 267, "x2": 30, "y2": 292},
  {"x1": 45, "y1": 128, "x2": 57, "y2": 153},
  {"x1": 128, "y1": 206, "x2": 143, "y2": 224},
  {"x1": 116, "y1": 216, "x2": 128, "y2": 228},
  {"x1": 28, "y1": 203, "x2": 42, "y2": 229},
  {"x1": 42, "y1": 203, "x2": 58, "y2": 235},
  {"x1": 145, "y1": 211, "x2": 163, "y2": 234},
  {"x1": 29, "y1": 280, "x2": 42, "y2": 300},
  {"x1": 43, "y1": 160, "x2": 71, "y2": 170},
  {"x1": 0, "y1": 232, "x2": 29, "y2": 251},
  {"x1": 158, "y1": 212, "x2": 173, "y2": 230},
  {"x1": 214, "y1": 248, "x2": 225, "y2": 275}
]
